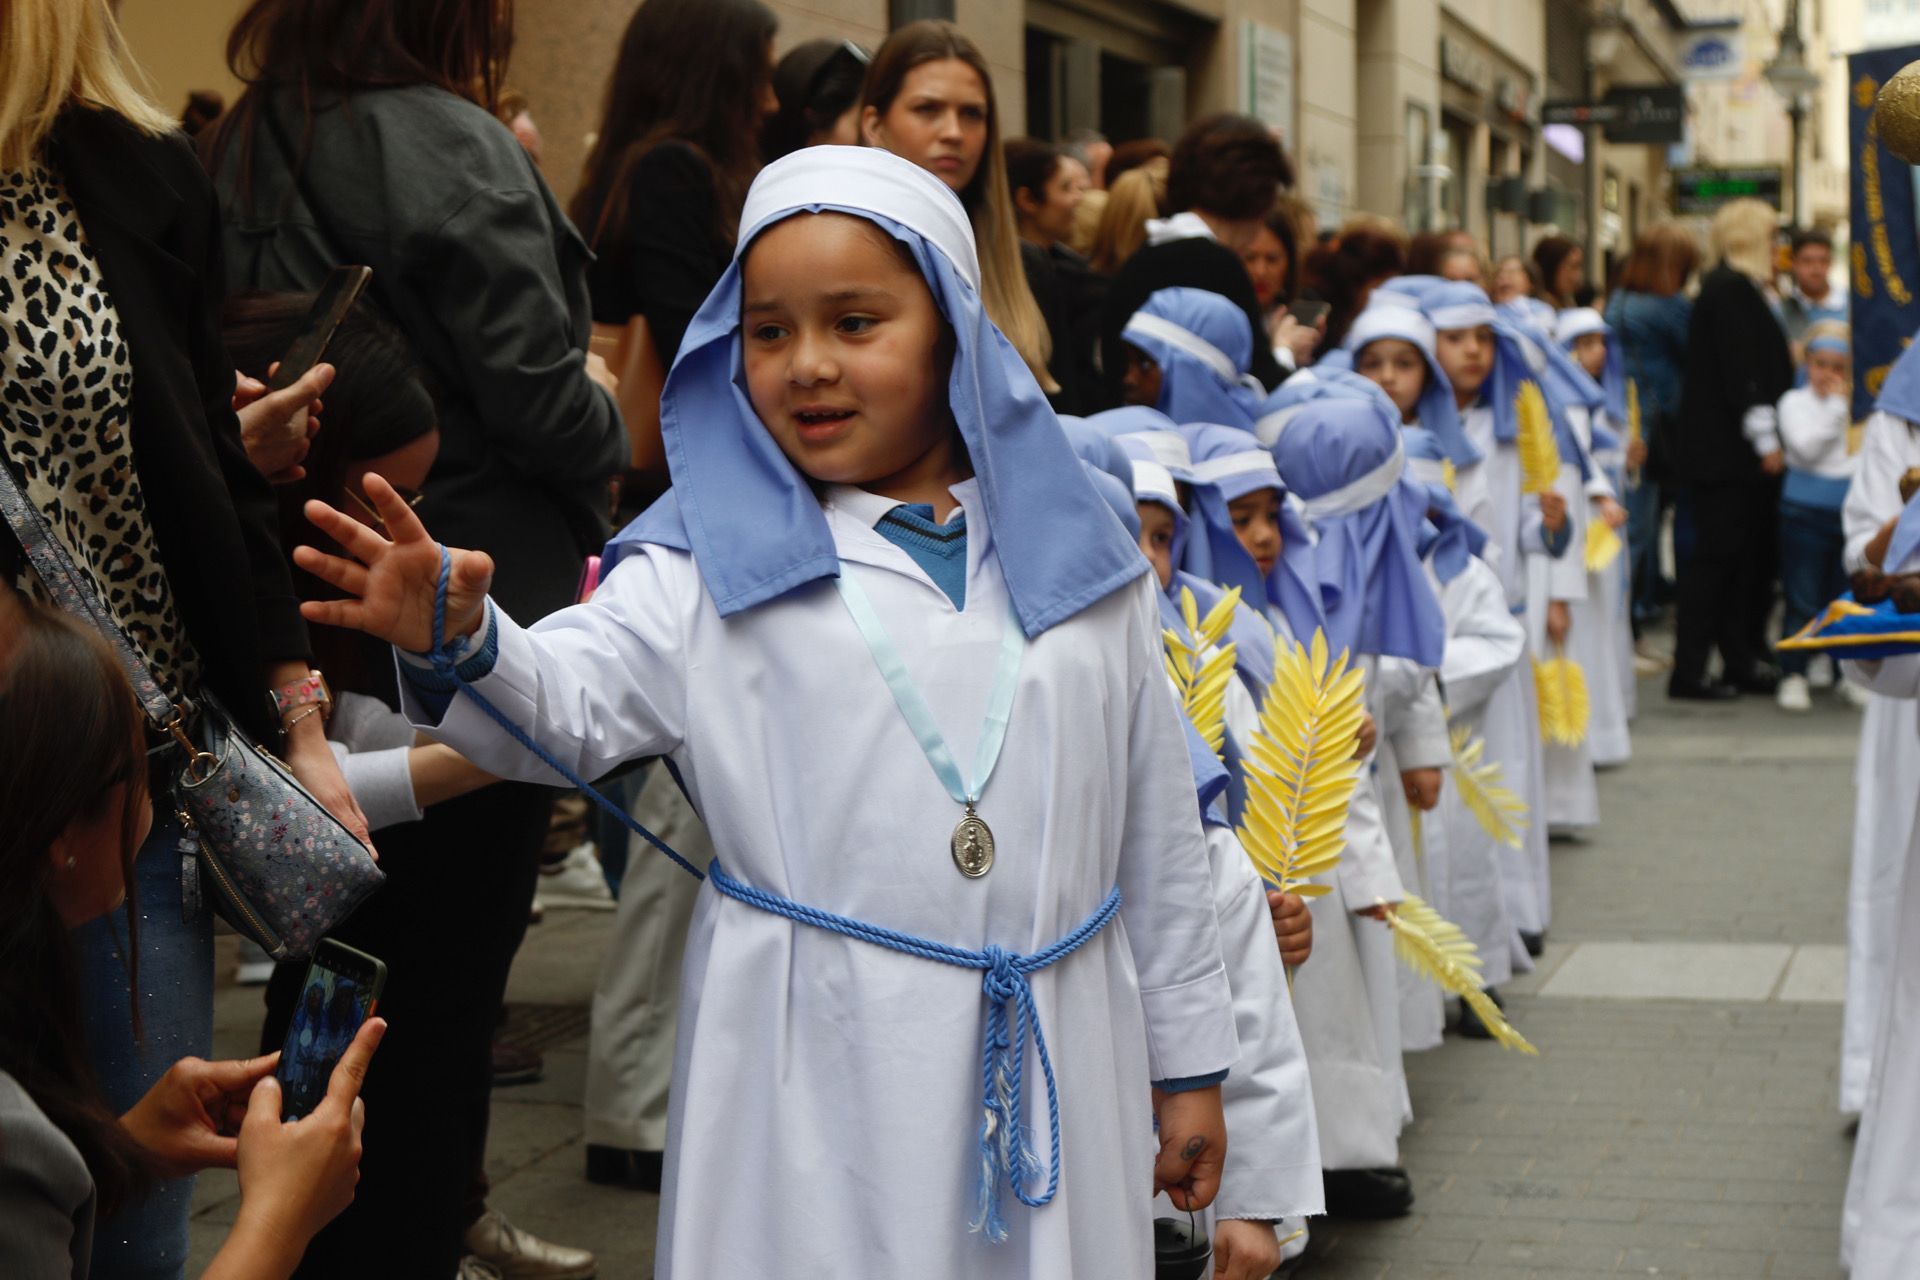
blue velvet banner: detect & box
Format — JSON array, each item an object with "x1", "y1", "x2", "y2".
[{"x1": 1849, "y1": 46, "x2": 1920, "y2": 422}]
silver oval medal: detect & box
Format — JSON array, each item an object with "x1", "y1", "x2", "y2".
[{"x1": 951, "y1": 813, "x2": 995, "y2": 878}]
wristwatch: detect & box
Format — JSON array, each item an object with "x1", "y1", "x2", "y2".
[{"x1": 270, "y1": 669, "x2": 333, "y2": 728}]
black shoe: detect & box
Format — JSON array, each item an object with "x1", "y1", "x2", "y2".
[
  {"x1": 1457, "y1": 987, "x2": 1505, "y2": 1039},
  {"x1": 491, "y1": 1041, "x2": 544, "y2": 1088},
  {"x1": 1731, "y1": 663, "x2": 1781, "y2": 695},
  {"x1": 586, "y1": 1144, "x2": 663, "y2": 1192},
  {"x1": 1519, "y1": 931, "x2": 1546, "y2": 958},
  {"x1": 1322, "y1": 1167, "x2": 1414, "y2": 1219},
  {"x1": 1668, "y1": 676, "x2": 1740, "y2": 701}
]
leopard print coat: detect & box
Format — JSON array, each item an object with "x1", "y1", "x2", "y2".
[{"x1": 1, "y1": 160, "x2": 201, "y2": 705}]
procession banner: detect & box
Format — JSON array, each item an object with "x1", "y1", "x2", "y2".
[{"x1": 1849, "y1": 46, "x2": 1920, "y2": 422}]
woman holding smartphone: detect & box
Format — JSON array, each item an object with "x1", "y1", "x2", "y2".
[{"x1": 0, "y1": 5, "x2": 365, "y2": 1275}]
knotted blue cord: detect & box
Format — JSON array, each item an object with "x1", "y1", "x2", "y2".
[{"x1": 425, "y1": 547, "x2": 1122, "y2": 1238}]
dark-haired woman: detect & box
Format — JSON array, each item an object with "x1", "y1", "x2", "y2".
[
  {"x1": 1299, "y1": 218, "x2": 1407, "y2": 357},
  {"x1": 223, "y1": 293, "x2": 588, "y2": 1278},
  {"x1": 0, "y1": 591, "x2": 382, "y2": 1279},
  {"x1": 1097, "y1": 113, "x2": 1292, "y2": 407},
  {"x1": 763, "y1": 38, "x2": 869, "y2": 162},
  {"x1": 860, "y1": 20, "x2": 1058, "y2": 395},
  {"x1": 3, "y1": 4, "x2": 371, "y2": 1275},
  {"x1": 205, "y1": 2, "x2": 623, "y2": 1275},
  {"x1": 1532, "y1": 234, "x2": 1584, "y2": 309},
  {"x1": 574, "y1": 0, "x2": 778, "y2": 367},
  {"x1": 1006, "y1": 136, "x2": 1098, "y2": 411}
]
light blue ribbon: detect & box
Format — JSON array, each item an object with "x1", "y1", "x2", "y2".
[{"x1": 834, "y1": 570, "x2": 1026, "y2": 811}]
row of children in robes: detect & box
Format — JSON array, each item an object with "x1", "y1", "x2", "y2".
[{"x1": 1102, "y1": 270, "x2": 1643, "y2": 1218}]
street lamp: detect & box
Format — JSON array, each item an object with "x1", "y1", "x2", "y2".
[{"x1": 1763, "y1": 0, "x2": 1821, "y2": 226}]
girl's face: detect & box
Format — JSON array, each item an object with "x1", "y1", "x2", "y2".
[
  {"x1": 1439, "y1": 249, "x2": 1482, "y2": 283},
  {"x1": 1571, "y1": 332, "x2": 1607, "y2": 380},
  {"x1": 1121, "y1": 344, "x2": 1163, "y2": 409},
  {"x1": 1435, "y1": 325, "x2": 1493, "y2": 406},
  {"x1": 1554, "y1": 247, "x2": 1585, "y2": 300},
  {"x1": 1240, "y1": 226, "x2": 1288, "y2": 307},
  {"x1": 742, "y1": 213, "x2": 961, "y2": 499},
  {"x1": 1356, "y1": 337, "x2": 1428, "y2": 421},
  {"x1": 47, "y1": 779, "x2": 151, "y2": 927},
  {"x1": 1137, "y1": 502, "x2": 1177, "y2": 589},
  {"x1": 1227, "y1": 488, "x2": 1282, "y2": 578},
  {"x1": 1017, "y1": 156, "x2": 1089, "y2": 247},
  {"x1": 1807, "y1": 348, "x2": 1850, "y2": 398},
  {"x1": 862, "y1": 58, "x2": 989, "y2": 194},
  {"x1": 1491, "y1": 257, "x2": 1530, "y2": 303}
]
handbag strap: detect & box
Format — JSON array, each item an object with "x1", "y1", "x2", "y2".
[{"x1": 0, "y1": 454, "x2": 190, "y2": 736}]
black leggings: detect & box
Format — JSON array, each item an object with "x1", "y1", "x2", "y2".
[
  {"x1": 1672, "y1": 478, "x2": 1779, "y2": 684},
  {"x1": 262, "y1": 782, "x2": 554, "y2": 1279}
]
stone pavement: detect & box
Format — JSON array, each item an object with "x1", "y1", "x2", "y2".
[{"x1": 189, "y1": 668, "x2": 1862, "y2": 1278}]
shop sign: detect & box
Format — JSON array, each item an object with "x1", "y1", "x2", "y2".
[
  {"x1": 1441, "y1": 36, "x2": 1492, "y2": 96},
  {"x1": 1679, "y1": 28, "x2": 1745, "y2": 81}
]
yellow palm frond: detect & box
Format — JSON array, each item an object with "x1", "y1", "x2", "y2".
[
  {"x1": 1384, "y1": 895, "x2": 1539, "y2": 1055},
  {"x1": 1441, "y1": 457, "x2": 1458, "y2": 494},
  {"x1": 1448, "y1": 724, "x2": 1528, "y2": 848},
  {"x1": 1515, "y1": 379, "x2": 1560, "y2": 496},
  {"x1": 1533, "y1": 653, "x2": 1590, "y2": 747},
  {"x1": 1236, "y1": 629, "x2": 1367, "y2": 898},
  {"x1": 1162, "y1": 586, "x2": 1241, "y2": 760},
  {"x1": 1585, "y1": 517, "x2": 1623, "y2": 573}
]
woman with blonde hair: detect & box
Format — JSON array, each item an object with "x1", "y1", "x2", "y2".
[
  {"x1": 861, "y1": 20, "x2": 1057, "y2": 392},
  {"x1": 1668, "y1": 197, "x2": 1794, "y2": 700},
  {"x1": 0, "y1": 1, "x2": 364, "y2": 1273},
  {"x1": 1087, "y1": 156, "x2": 1167, "y2": 274}
]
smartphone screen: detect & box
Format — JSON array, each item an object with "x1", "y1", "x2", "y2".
[
  {"x1": 265, "y1": 265, "x2": 373, "y2": 391},
  {"x1": 277, "y1": 939, "x2": 386, "y2": 1119},
  {"x1": 1288, "y1": 298, "x2": 1330, "y2": 328}
]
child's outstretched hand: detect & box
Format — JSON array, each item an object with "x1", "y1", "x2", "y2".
[
  {"x1": 1152, "y1": 1085, "x2": 1226, "y2": 1212},
  {"x1": 295, "y1": 473, "x2": 495, "y2": 653}
]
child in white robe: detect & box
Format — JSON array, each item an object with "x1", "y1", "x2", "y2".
[
  {"x1": 293, "y1": 147, "x2": 1237, "y2": 1280},
  {"x1": 1425, "y1": 282, "x2": 1576, "y2": 956},
  {"x1": 1556, "y1": 307, "x2": 1634, "y2": 767},
  {"x1": 1837, "y1": 339, "x2": 1920, "y2": 1116}
]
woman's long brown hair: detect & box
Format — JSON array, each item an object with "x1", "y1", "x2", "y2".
[
  {"x1": 205, "y1": 0, "x2": 514, "y2": 191},
  {"x1": 0, "y1": 593, "x2": 155, "y2": 1216},
  {"x1": 862, "y1": 21, "x2": 1055, "y2": 391}
]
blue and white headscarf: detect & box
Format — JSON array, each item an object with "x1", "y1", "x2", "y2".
[
  {"x1": 1343, "y1": 299, "x2": 1480, "y2": 468},
  {"x1": 1180, "y1": 423, "x2": 1325, "y2": 643},
  {"x1": 1081, "y1": 462, "x2": 1142, "y2": 541},
  {"x1": 1122, "y1": 287, "x2": 1266, "y2": 430},
  {"x1": 1084, "y1": 405, "x2": 1192, "y2": 479},
  {"x1": 1500, "y1": 299, "x2": 1598, "y2": 479},
  {"x1": 1876, "y1": 326, "x2": 1920, "y2": 424},
  {"x1": 1418, "y1": 482, "x2": 1489, "y2": 585},
  {"x1": 1254, "y1": 365, "x2": 1399, "y2": 445},
  {"x1": 1554, "y1": 307, "x2": 1628, "y2": 425},
  {"x1": 604, "y1": 146, "x2": 1144, "y2": 637},
  {"x1": 1269, "y1": 398, "x2": 1447, "y2": 667}
]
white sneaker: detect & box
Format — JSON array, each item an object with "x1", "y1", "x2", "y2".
[
  {"x1": 1808, "y1": 655, "x2": 1837, "y2": 689},
  {"x1": 532, "y1": 842, "x2": 615, "y2": 911},
  {"x1": 1777, "y1": 674, "x2": 1812, "y2": 712},
  {"x1": 463, "y1": 1208, "x2": 596, "y2": 1279}
]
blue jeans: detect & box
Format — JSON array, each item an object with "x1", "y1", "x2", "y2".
[
  {"x1": 76, "y1": 813, "x2": 214, "y2": 1280},
  {"x1": 1777, "y1": 498, "x2": 1848, "y2": 676},
  {"x1": 1626, "y1": 474, "x2": 1666, "y2": 623}
]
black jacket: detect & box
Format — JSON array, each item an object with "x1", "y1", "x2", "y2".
[
  {"x1": 1674, "y1": 265, "x2": 1794, "y2": 490},
  {"x1": 1097, "y1": 236, "x2": 1283, "y2": 410},
  {"x1": 0, "y1": 109, "x2": 307, "y2": 742},
  {"x1": 213, "y1": 86, "x2": 626, "y2": 621}
]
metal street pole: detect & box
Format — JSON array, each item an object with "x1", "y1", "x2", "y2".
[{"x1": 1787, "y1": 96, "x2": 1805, "y2": 227}]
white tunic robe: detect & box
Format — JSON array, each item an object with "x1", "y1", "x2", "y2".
[
  {"x1": 1839, "y1": 412, "x2": 1920, "y2": 1114},
  {"x1": 1531, "y1": 416, "x2": 1599, "y2": 829},
  {"x1": 405, "y1": 483, "x2": 1239, "y2": 1279},
  {"x1": 1839, "y1": 653, "x2": 1920, "y2": 1274},
  {"x1": 1433, "y1": 555, "x2": 1529, "y2": 987},
  {"x1": 1579, "y1": 417, "x2": 1633, "y2": 768},
  {"x1": 1374, "y1": 656, "x2": 1452, "y2": 1052}
]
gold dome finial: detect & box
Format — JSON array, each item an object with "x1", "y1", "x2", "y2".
[{"x1": 1874, "y1": 61, "x2": 1920, "y2": 164}]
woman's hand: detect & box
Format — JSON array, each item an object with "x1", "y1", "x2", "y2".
[
  {"x1": 1596, "y1": 496, "x2": 1628, "y2": 530},
  {"x1": 1269, "y1": 306, "x2": 1322, "y2": 368},
  {"x1": 1212, "y1": 1219, "x2": 1282, "y2": 1280},
  {"x1": 1400, "y1": 766, "x2": 1442, "y2": 812},
  {"x1": 205, "y1": 1019, "x2": 385, "y2": 1280},
  {"x1": 235, "y1": 365, "x2": 333, "y2": 484},
  {"x1": 1151, "y1": 1085, "x2": 1227, "y2": 1212},
  {"x1": 1546, "y1": 599, "x2": 1571, "y2": 647},
  {"x1": 120, "y1": 1052, "x2": 281, "y2": 1178},
  {"x1": 295, "y1": 473, "x2": 495, "y2": 653},
  {"x1": 283, "y1": 722, "x2": 374, "y2": 853},
  {"x1": 1267, "y1": 890, "x2": 1313, "y2": 967}
]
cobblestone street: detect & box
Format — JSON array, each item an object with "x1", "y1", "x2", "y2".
[{"x1": 189, "y1": 669, "x2": 1862, "y2": 1277}]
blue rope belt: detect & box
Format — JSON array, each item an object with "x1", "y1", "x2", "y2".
[{"x1": 425, "y1": 548, "x2": 1121, "y2": 1240}]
